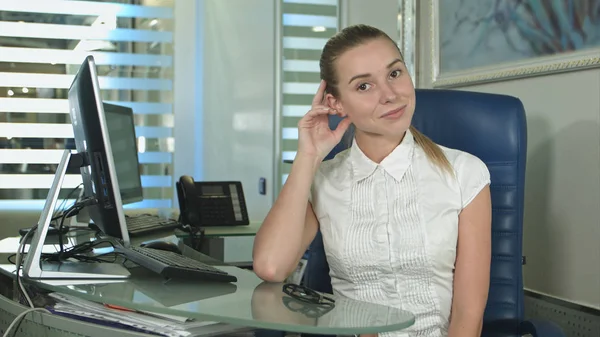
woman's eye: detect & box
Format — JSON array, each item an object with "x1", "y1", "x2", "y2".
[
  {"x1": 358, "y1": 83, "x2": 371, "y2": 91},
  {"x1": 390, "y1": 70, "x2": 402, "y2": 78}
]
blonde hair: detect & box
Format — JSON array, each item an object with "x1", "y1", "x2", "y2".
[
  {"x1": 322, "y1": 24, "x2": 453, "y2": 175},
  {"x1": 409, "y1": 125, "x2": 453, "y2": 175}
]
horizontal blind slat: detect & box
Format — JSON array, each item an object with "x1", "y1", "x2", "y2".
[
  {"x1": 283, "y1": 60, "x2": 320, "y2": 72},
  {"x1": 0, "y1": 1, "x2": 173, "y2": 19},
  {"x1": 0, "y1": 149, "x2": 171, "y2": 165},
  {"x1": 283, "y1": 94, "x2": 314, "y2": 105},
  {"x1": 0, "y1": 174, "x2": 172, "y2": 189},
  {"x1": 282, "y1": 117, "x2": 302, "y2": 128},
  {"x1": 283, "y1": 82, "x2": 321, "y2": 94},
  {"x1": 0, "y1": 47, "x2": 172, "y2": 67},
  {"x1": 0, "y1": 123, "x2": 172, "y2": 139},
  {"x1": 282, "y1": 139, "x2": 299, "y2": 152},
  {"x1": 0, "y1": 199, "x2": 172, "y2": 211},
  {"x1": 0, "y1": 98, "x2": 172, "y2": 114},
  {"x1": 283, "y1": 105, "x2": 311, "y2": 117},
  {"x1": 0, "y1": 22, "x2": 173, "y2": 43},
  {"x1": 283, "y1": 26, "x2": 337, "y2": 38},
  {"x1": 283, "y1": 0, "x2": 337, "y2": 6},
  {"x1": 283, "y1": 37, "x2": 328, "y2": 50},
  {"x1": 282, "y1": 127, "x2": 299, "y2": 140},
  {"x1": 283, "y1": 49, "x2": 323, "y2": 60},
  {"x1": 283, "y1": 13, "x2": 337, "y2": 27},
  {"x1": 0, "y1": 73, "x2": 172, "y2": 91}
]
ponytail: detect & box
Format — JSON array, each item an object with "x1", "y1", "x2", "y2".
[{"x1": 409, "y1": 125, "x2": 453, "y2": 175}]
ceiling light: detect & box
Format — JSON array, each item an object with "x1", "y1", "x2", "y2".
[{"x1": 312, "y1": 26, "x2": 326, "y2": 32}]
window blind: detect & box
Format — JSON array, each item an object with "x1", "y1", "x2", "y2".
[
  {"x1": 0, "y1": 0, "x2": 174, "y2": 210},
  {"x1": 280, "y1": 0, "x2": 339, "y2": 187}
]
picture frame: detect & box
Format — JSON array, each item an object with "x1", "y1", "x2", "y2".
[
  {"x1": 429, "y1": 0, "x2": 600, "y2": 88},
  {"x1": 398, "y1": 0, "x2": 418, "y2": 87}
]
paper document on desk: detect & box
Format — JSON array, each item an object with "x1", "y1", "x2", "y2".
[
  {"x1": 49, "y1": 292, "x2": 218, "y2": 337},
  {"x1": 140, "y1": 309, "x2": 190, "y2": 323}
]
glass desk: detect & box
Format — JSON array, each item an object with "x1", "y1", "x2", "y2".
[
  {"x1": 126, "y1": 208, "x2": 261, "y2": 264},
  {"x1": 124, "y1": 208, "x2": 261, "y2": 238},
  {"x1": 173, "y1": 221, "x2": 261, "y2": 238},
  {"x1": 0, "y1": 234, "x2": 415, "y2": 335}
]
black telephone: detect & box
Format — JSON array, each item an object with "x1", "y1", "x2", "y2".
[{"x1": 176, "y1": 175, "x2": 249, "y2": 227}]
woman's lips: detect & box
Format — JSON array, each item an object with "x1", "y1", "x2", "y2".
[{"x1": 380, "y1": 105, "x2": 407, "y2": 119}]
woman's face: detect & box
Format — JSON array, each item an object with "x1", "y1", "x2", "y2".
[{"x1": 326, "y1": 38, "x2": 415, "y2": 139}]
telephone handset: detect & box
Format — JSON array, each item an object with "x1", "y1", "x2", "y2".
[{"x1": 176, "y1": 175, "x2": 250, "y2": 227}]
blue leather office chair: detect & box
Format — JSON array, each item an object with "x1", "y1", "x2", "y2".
[{"x1": 301, "y1": 89, "x2": 566, "y2": 337}]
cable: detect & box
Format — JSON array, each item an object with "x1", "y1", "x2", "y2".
[
  {"x1": 3, "y1": 187, "x2": 83, "y2": 336},
  {"x1": 8, "y1": 239, "x2": 53, "y2": 337},
  {"x1": 180, "y1": 225, "x2": 205, "y2": 251},
  {"x1": 14, "y1": 197, "x2": 98, "y2": 309},
  {"x1": 56, "y1": 196, "x2": 97, "y2": 255},
  {"x1": 55, "y1": 183, "x2": 82, "y2": 216},
  {"x1": 2, "y1": 308, "x2": 51, "y2": 337},
  {"x1": 14, "y1": 228, "x2": 36, "y2": 308},
  {"x1": 50, "y1": 239, "x2": 117, "y2": 263}
]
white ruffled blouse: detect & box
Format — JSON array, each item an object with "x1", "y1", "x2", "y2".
[{"x1": 309, "y1": 129, "x2": 490, "y2": 336}]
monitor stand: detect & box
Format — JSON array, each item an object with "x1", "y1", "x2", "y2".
[{"x1": 22, "y1": 149, "x2": 130, "y2": 280}]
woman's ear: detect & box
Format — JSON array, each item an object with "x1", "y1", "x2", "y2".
[{"x1": 325, "y1": 93, "x2": 345, "y2": 116}]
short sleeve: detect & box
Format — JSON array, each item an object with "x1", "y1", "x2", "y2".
[
  {"x1": 455, "y1": 152, "x2": 491, "y2": 209},
  {"x1": 308, "y1": 168, "x2": 325, "y2": 219}
]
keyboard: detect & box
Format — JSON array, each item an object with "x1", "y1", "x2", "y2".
[
  {"x1": 116, "y1": 245, "x2": 238, "y2": 283},
  {"x1": 126, "y1": 214, "x2": 181, "y2": 237}
]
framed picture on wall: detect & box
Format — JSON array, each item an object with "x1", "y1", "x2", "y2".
[
  {"x1": 429, "y1": 0, "x2": 600, "y2": 88},
  {"x1": 398, "y1": 0, "x2": 418, "y2": 87}
]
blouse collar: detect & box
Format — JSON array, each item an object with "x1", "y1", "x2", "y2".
[{"x1": 350, "y1": 128, "x2": 415, "y2": 182}]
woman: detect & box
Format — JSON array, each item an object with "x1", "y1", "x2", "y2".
[{"x1": 253, "y1": 24, "x2": 492, "y2": 337}]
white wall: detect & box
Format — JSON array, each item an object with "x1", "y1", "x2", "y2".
[
  {"x1": 343, "y1": 0, "x2": 399, "y2": 40},
  {"x1": 417, "y1": 3, "x2": 600, "y2": 310}
]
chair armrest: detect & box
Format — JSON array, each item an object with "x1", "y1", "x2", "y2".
[{"x1": 520, "y1": 319, "x2": 566, "y2": 337}]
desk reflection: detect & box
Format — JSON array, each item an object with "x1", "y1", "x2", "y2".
[
  {"x1": 67, "y1": 267, "x2": 238, "y2": 308},
  {"x1": 251, "y1": 281, "x2": 410, "y2": 331},
  {"x1": 251, "y1": 282, "x2": 322, "y2": 326},
  {"x1": 31, "y1": 266, "x2": 413, "y2": 334}
]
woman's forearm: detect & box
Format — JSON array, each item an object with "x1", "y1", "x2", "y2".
[{"x1": 448, "y1": 312, "x2": 483, "y2": 337}]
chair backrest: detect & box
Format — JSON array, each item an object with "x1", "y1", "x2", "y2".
[{"x1": 303, "y1": 88, "x2": 528, "y2": 333}]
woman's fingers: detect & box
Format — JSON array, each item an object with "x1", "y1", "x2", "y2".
[
  {"x1": 311, "y1": 80, "x2": 327, "y2": 107},
  {"x1": 305, "y1": 106, "x2": 335, "y2": 117}
]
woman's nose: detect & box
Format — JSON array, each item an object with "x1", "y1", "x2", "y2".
[{"x1": 379, "y1": 82, "x2": 397, "y2": 104}]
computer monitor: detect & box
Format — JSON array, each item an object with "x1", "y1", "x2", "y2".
[
  {"x1": 74, "y1": 102, "x2": 143, "y2": 227},
  {"x1": 68, "y1": 56, "x2": 139, "y2": 241},
  {"x1": 102, "y1": 102, "x2": 143, "y2": 205},
  {"x1": 23, "y1": 56, "x2": 134, "y2": 279}
]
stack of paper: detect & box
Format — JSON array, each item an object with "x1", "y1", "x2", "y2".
[{"x1": 48, "y1": 292, "x2": 247, "y2": 337}]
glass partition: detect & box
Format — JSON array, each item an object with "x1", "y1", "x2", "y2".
[
  {"x1": 279, "y1": 0, "x2": 339, "y2": 188},
  {"x1": 0, "y1": 0, "x2": 175, "y2": 210}
]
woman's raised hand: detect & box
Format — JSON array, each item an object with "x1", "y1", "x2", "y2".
[{"x1": 297, "y1": 80, "x2": 351, "y2": 160}]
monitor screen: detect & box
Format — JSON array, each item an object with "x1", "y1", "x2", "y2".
[
  {"x1": 103, "y1": 102, "x2": 143, "y2": 205},
  {"x1": 67, "y1": 55, "x2": 131, "y2": 242}
]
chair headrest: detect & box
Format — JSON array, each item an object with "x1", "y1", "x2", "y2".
[{"x1": 412, "y1": 89, "x2": 527, "y2": 163}]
